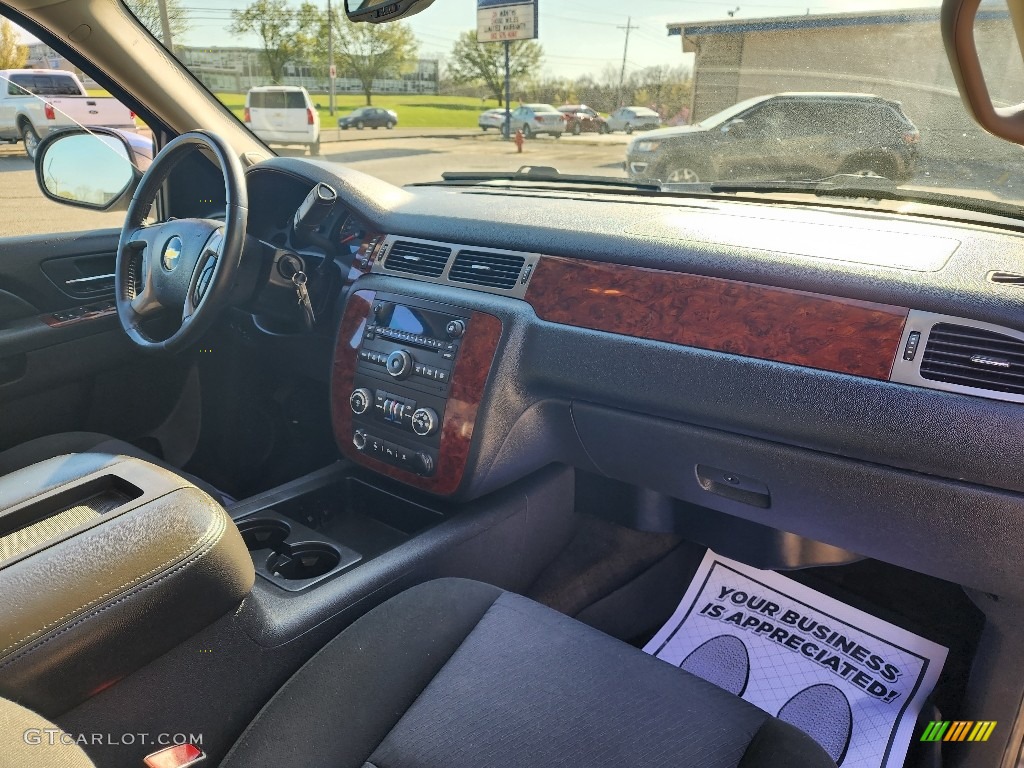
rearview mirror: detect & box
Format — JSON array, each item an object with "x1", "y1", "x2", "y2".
[
  {"x1": 345, "y1": 0, "x2": 436, "y2": 23},
  {"x1": 942, "y1": 0, "x2": 1024, "y2": 145},
  {"x1": 34, "y1": 128, "x2": 151, "y2": 211}
]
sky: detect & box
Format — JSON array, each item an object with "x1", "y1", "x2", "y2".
[{"x1": 22, "y1": 0, "x2": 944, "y2": 79}]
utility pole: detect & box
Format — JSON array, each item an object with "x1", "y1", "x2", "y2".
[
  {"x1": 616, "y1": 16, "x2": 638, "y2": 108},
  {"x1": 157, "y1": 0, "x2": 174, "y2": 49},
  {"x1": 327, "y1": 0, "x2": 336, "y2": 116}
]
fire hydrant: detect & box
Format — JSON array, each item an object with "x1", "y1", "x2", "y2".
[{"x1": 514, "y1": 129, "x2": 524, "y2": 153}]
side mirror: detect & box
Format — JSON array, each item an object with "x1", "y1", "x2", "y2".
[
  {"x1": 345, "y1": 0, "x2": 436, "y2": 23},
  {"x1": 34, "y1": 128, "x2": 151, "y2": 212}
]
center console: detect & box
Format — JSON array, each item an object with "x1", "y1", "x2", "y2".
[{"x1": 331, "y1": 290, "x2": 502, "y2": 496}]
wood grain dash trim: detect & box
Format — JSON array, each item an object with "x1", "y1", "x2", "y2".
[
  {"x1": 330, "y1": 290, "x2": 502, "y2": 495},
  {"x1": 525, "y1": 256, "x2": 908, "y2": 380}
]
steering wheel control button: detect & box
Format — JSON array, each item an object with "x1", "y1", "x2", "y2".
[
  {"x1": 446, "y1": 319, "x2": 466, "y2": 339},
  {"x1": 411, "y1": 407, "x2": 440, "y2": 436},
  {"x1": 386, "y1": 349, "x2": 413, "y2": 378},
  {"x1": 349, "y1": 388, "x2": 372, "y2": 415}
]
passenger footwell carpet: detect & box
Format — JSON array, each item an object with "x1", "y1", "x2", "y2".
[{"x1": 644, "y1": 551, "x2": 948, "y2": 768}]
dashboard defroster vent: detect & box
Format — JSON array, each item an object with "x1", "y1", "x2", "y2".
[
  {"x1": 988, "y1": 270, "x2": 1024, "y2": 285},
  {"x1": 384, "y1": 241, "x2": 451, "y2": 278},
  {"x1": 449, "y1": 250, "x2": 526, "y2": 290},
  {"x1": 920, "y1": 323, "x2": 1024, "y2": 396}
]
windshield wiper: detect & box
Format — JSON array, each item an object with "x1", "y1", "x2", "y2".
[
  {"x1": 417, "y1": 166, "x2": 662, "y2": 193},
  {"x1": 686, "y1": 174, "x2": 1024, "y2": 219}
]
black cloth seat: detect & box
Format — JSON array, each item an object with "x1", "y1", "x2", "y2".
[
  {"x1": 223, "y1": 578, "x2": 836, "y2": 768},
  {"x1": 0, "y1": 432, "x2": 225, "y2": 502}
]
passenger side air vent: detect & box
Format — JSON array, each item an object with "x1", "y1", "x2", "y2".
[
  {"x1": 448, "y1": 250, "x2": 525, "y2": 290},
  {"x1": 384, "y1": 241, "x2": 451, "y2": 278},
  {"x1": 920, "y1": 323, "x2": 1024, "y2": 395},
  {"x1": 988, "y1": 270, "x2": 1024, "y2": 285}
]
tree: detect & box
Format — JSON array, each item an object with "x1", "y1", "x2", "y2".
[
  {"x1": 124, "y1": 0, "x2": 190, "y2": 47},
  {"x1": 447, "y1": 30, "x2": 542, "y2": 107},
  {"x1": 0, "y1": 19, "x2": 27, "y2": 69},
  {"x1": 230, "y1": 0, "x2": 304, "y2": 84},
  {"x1": 332, "y1": 15, "x2": 418, "y2": 106}
]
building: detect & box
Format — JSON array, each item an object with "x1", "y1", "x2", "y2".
[
  {"x1": 178, "y1": 46, "x2": 439, "y2": 96},
  {"x1": 667, "y1": 5, "x2": 1024, "y2": 165},
  {"x1": 23, "y1": 41, "x2": 74, "y2": 72}
]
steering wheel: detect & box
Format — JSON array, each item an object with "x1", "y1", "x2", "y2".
[{"x1": 115, "y1": 131, "x2": 248, "y2": 353}]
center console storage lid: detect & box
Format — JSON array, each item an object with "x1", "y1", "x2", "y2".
[{"x1": 0, "y1": 453, "x2": 254, "y2": 716}]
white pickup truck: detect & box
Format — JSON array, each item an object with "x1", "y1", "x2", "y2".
[{"x1": 0, "y1": 69, "x2": 137, "y2": 158}]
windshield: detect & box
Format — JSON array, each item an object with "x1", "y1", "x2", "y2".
[{"x1": 124, "y1": 0, "x2": 1024, "y2": 216}]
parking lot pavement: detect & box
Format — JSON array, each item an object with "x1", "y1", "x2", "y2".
[
  {"x1": 6, "y1": 132, "x2": 1023, "y2": 240},
  {"x1": 0, "y1": 143, "x2": 123, "y2": 237}
]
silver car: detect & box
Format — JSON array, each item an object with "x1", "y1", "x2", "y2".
[
  {"x1": 511, "y1": 103, "x2": 565, "y2": 138},
  {"x1": 606, "y1": 106, "x2": 662, "y2": 134},
  {"x1": 479, "y1": 108, "x2": 507, "y2": 132}
]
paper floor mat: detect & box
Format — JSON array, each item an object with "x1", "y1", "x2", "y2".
[{"x1": 644, "y1": 551, "x2": 948, "y2": 768}]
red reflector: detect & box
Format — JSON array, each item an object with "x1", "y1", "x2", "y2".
[
  {"x1": 307, "y1": 107, "x2": 314, "y2": 125},
  {"x1": 143, "y1": 744, "x2": 204, "y2": 768},
  {"x1": 534, "y1": 116, "x2": 543, "y2": 122},
  {"x1": 129, "y1": 110, "x2": 136, "y2": 120},
  {"x1": 243, "y1": 107, "x2": 250, "y2": 122},
  {"x1": 44, "y1": 103, "x2": 55, "y2": 120}
]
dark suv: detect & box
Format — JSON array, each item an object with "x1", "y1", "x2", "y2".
[{"x1": 625, "y1": 92, "x2": 920, "y2": 183}]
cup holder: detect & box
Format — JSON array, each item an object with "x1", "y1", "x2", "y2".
[
  {"x1": 266, "y1": 543, "x2": 342, "y2": 581},
  {"x1": 235, "y1": 510, "x2": 360, "y2": 591},
  {"x1": 237, "y1": 518, "x2": 291, "y2": 551}
]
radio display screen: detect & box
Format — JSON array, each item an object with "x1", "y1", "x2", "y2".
[{"x1": 381, "y1": 304, "x2": 451, "y2": 339}]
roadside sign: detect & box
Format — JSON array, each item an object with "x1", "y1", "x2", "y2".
[
  {"x1": 329, "y1": 65, "x2": 337, "y2": 79},
  {"x1": 477, "y1": 0, "x2": 538, "y2": 43}
]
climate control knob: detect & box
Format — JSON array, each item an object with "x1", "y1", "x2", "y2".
[
  {"x1": 352, "y1": 430, "x2": 368, "y2": 451},
  {"x1": 349, "y1": 387, "x2": 372, "y2": 415},
  {"x1": 411, "y1": 407, "x2": 439, "y2": 436},
  {"x1": 386, "y1": 349, "x2": 413, "y2": 379},
  {"x1": 446, "y1": 319, "x2": 466, "y2": 339}
]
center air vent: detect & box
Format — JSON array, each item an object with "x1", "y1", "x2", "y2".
[
  {"x1": 920, "y1": 323, "x2": 1024, "y2": 395},
  {"x1": 449, "y1": 250, "x2": 525, "y2": 290},
  {"x1": 384, "y1": 241, "x2": 451, "y2": 278}
]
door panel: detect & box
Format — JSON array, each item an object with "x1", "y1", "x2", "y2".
[{"x1": 0, "y1": 228, "x2": 193, "y2": 457}]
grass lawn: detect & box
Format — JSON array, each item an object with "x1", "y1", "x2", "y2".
[
  {"x1": 89, "y1": 89, "x2": 504, "y2": 129},
  {"x1": 216, "y1": 92, "x2": 499, "y2": 128}
]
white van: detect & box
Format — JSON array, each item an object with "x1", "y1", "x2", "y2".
[{"x1": 244, "y1": 86, "x2": 320, "y2": 154}]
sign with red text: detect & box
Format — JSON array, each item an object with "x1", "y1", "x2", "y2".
[{"x1": 477, "y1": 0, "x2": 537, "y2": 43}]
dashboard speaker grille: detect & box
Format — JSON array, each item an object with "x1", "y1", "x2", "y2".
[
  {"x1": 921, "y1": 323, "x2": 1024, "y2": 395},
  {"x1": 448, "y1": 250, "x2": 525, "y2": 290},
  {"x1": 384, "y1": 241, "x2": 451, "y2": 278}
]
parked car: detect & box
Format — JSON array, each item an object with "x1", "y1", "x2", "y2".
[
  {"x1": 0, "y1": 69, "x2": 137, "y2": 158},
  {"x1": 605, "y1": 106, "x2": 662, "y2": 134},
  {"x1": 557, "y1": 104, "x2": 608, "y2": 135},
  {"x1": 338, "y1": 106, "x2": 398, "y2": 130},
  {"x1": 510, "y1": 103, "x2": 565, "y2": 138},
  {"x1": 479, "y1": 108, "x2": 508, "y2": 131},
  {"x1": 625, "y1": 92, "x2": 920, "y2": 183},
  {"x1": 244, "y1": 86, "x2": 320, "y2": 155}
]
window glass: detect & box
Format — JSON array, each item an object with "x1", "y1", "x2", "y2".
[
  {"x1": 0, "y1": 13, "x2": 150, "y2": 237},
  {"x1": 286, "y1": 91, "x2": 306, "y2": 108}
]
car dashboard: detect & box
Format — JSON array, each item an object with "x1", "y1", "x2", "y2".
[{"x1": 243, "y1": 156, "x2": 1024, "y2": 603}]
